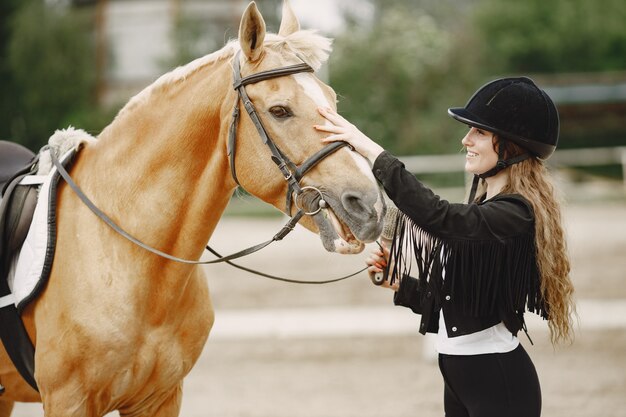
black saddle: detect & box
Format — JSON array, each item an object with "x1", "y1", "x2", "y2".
[
  {"x1": 1, "y1": 141, "x2": 36, "y2": 191},
  {"x1": 0, "y1": 141, "x2": 38, "y2": 254},
  {"x1": 0, "y1": 140, "x2": 39, "y2": 391}
]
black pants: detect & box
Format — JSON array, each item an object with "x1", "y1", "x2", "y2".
[{"x1": 438, "y1": 344, "x2": 541, "y2": 417}]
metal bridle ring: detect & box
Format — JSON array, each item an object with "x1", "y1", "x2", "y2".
[{"x1": 294, "y1": 186, "x2": 326, "y2": 216}]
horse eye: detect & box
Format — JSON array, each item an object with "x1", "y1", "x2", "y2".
[{"x1": 269, "y1": 106, "x2": 293, "y2": 119}]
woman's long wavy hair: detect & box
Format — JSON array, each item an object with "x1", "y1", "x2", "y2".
[{"x1": 472, "y1": 138, "x2": 577, "y2": 345}]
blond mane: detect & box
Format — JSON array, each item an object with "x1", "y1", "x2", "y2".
[{"x1": 117, "y1": 30, "x2": 332, "y2": 118}]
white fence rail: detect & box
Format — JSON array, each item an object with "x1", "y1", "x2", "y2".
[{"x1": 398, "y1": 146, "x2": 626, "y2": 191}]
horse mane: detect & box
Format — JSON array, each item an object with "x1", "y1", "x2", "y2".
[{"x1": 116, "y1": 30, "x2": 332, "y2": 118}]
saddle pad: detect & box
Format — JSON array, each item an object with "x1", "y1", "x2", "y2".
[{"x1": 5, "y1": 149, "x2": 76, "y2": 312}]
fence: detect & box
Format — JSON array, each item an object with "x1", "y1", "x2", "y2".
[{"x1": 399, "y1": 146, "x2": 626, "y2": 192}]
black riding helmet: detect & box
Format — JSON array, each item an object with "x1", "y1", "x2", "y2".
[
  {"x1": 448, "y1": 76, "x2": 559, "y2": 161},
  {"x1": 448, "y1": 77, "x2": 560, "y2": 201}
]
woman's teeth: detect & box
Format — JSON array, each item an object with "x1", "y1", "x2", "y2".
[{"x1": 467, "y1": 151, "x2": 478, "y2": 157}]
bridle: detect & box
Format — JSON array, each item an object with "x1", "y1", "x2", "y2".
[
  {"x1": 228, "y1": 51, "x2": 350, "y2": 218},
  {"x1": 49, "y1": 51, "x2": 366, "y2": 283}
]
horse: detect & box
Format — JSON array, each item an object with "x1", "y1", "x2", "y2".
[{"x1": 0, "y1": 1, "x2": 384, "y2": 415}]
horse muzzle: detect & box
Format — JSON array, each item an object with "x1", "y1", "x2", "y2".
[{"x1": 304, "y1": 187, "x2": 385, "y2": 254}]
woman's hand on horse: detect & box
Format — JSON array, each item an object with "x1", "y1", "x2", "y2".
[{"x1": 314, "y1": 107, "x2": 385, "y2": 163}]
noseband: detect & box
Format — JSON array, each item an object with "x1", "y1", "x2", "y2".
[{"x1": 228, "y1": 51, "x2": 349, "y2": 218}]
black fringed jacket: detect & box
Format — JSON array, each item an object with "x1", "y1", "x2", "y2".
[{"x1": 372, "y1": 152, "x2": 547, "y2": 338}]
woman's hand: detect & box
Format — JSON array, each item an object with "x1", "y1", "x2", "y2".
[
  {"x1": 314, "y1": 107, "x2": 385, "y2": 164},
  {"x1": 365, "y1": 242, "x2": 398, "y2": 291}
]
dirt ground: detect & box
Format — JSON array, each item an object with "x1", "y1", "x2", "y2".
[{"x1": 11, "y1": 201, "x2": 626, "y2": 417}]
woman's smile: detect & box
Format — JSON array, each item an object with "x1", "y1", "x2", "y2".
[{"x1": 461, "y1": 127, "x2": 498, "y2": 175}]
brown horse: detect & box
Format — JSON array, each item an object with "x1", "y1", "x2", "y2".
[{"x1": 0, "y1": 1, "x2": 384, "y2": 416}]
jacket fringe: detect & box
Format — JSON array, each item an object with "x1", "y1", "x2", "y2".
[{"x1": 387, "y1": 212, "x2": 548, "y2": 319}]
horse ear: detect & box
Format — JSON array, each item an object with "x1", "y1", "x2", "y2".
[
  {"x1": 278, "y1": 0, "x2": 300, "y2": 37},
  {"x1": 239, "y1": 2, "x2": 266, "y2": 62}
]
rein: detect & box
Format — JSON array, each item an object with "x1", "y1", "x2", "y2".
[
  {"x1": 50, "y1": 149, "x2": 301, "y2": 265},
  {"x1": 47, "y1": 52, "x2": 367, "y2": 284},
  {"x1": 205, "y1": 246, "x2": 365, "y2": 284}
]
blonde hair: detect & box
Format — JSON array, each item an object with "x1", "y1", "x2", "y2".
[{"x1": 473, "y1": 139, "x2": 576, "y2": 345}]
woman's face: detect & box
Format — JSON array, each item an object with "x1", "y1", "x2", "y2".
[{"x1": 461, "y1": 127, "x2": 498, "y2": 175}]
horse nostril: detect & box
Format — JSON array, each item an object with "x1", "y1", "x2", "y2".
[
  {"x1": 341, "y1": 191, "x2": 366, "y2": 213},
  {"x1": 339, "y1": 190, "x2": 382, "y2": 242}
]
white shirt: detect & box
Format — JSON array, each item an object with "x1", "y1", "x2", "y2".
[
  {"x1": 435, "y1": 312, "x2": 519, "y2": 355},
  {"x1": 434, "y1": 247, "x2": 519, "y2": 355}
]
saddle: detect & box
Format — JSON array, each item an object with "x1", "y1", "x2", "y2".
[
  {"x1": 1, "y1": 141, "x2": 39, "y2": 268},
  {"x1": 0, "y1": 140, "x2": 40, "y2": 392}
]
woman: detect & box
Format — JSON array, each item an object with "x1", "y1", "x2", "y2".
[{"x1": 315, "y1": 77, "x2": 576, "y2": 417}]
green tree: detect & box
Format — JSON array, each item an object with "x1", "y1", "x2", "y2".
[
  {"x1": 329, "y1": 0, "x2": 626, "y2": 158},
  {"x1": 329, "y1": 1, "x2": 481, "y2": 155},
  {"x1": 0, "y1": 0, "x2": 21, "y2": 143},
  {"x1": 473, "y1": 0, "x2": 626, "y2": 73},
  {"x1": 163, "y1": 0, "x2": 282, "y2": 70},
  {"x1": 5, "y1": 0, "x2": 98, "y2": 150},
  {"x1": 473, "y1": 0, "x2": 626, "y2": 153}
]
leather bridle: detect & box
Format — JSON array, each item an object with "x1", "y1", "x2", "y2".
[
  {"x1": 48, "y1": 51, "x2": 366, "y2": 283},
  {"x1": 228, "y1": 51, "x2": 350, "y2": 217}
]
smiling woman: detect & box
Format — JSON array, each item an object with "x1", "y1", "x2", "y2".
[
  {"x1": 315, "y1": 76, "x2": 576, "y2": 417},
  {"x1": 460, "y1": 127, "x2": 502, "y2": 196}
]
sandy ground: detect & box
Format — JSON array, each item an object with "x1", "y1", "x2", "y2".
[{"x1": 10, "y1": 200, "x2": 626, "y2": 417}]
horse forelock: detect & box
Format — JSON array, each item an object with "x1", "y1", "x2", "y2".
[{"x1": 265, "y1": 30, "x2": 333, "y2": 71}]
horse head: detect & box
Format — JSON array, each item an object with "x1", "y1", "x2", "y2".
[{"x1": 225, "y1": 1, "x2": 385, "y2": 254}]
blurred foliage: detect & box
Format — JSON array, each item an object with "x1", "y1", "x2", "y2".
[
  {"x1": 0, "y1": 0, "x2": 22, "y2": 146},
  {"x1": 1, "y1": 0, "x2": 111, "y2": 151},
  {"x1": 330, "y1": 1, "x2": 482, "y2": 155},
  {"x1": 1, "y1": 0, "x2": 625, "y2": 159},
  {"x1": 471, "y1": 0, "x2": 626, "y2": 156},
  {"x1": 474, "y1": 0, "x2": 626, "y2": 74},
  {"x1": 329, "y1": 0, "x2": 626, "y2": 156},
  {"x1": 162, "y1": 0, "x2": 282, "y2": 69}
]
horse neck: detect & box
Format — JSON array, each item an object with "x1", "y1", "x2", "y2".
[{"x1": 81, "y1": 57, "x2": 237, "y2": 261}]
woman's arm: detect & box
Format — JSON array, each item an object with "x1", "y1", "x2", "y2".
[
  {"x1": 315, "y1": 107, "x2": 534, "y2": 241},
  {"x1": 373, "y1": 152, "x2": 534, "y2": 240}
]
